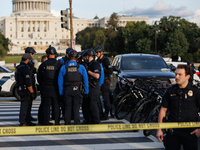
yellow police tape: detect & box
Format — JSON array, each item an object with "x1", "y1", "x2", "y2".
[{"x1": 0, "y1": 122, "x2": 200, "y2": 136}]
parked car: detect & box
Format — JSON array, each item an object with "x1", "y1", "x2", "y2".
[
  {"x1": 166, "y1": 61, "x2": 200, "y2": 81},
  {"x1": 0, "y1": 65, "x2": 38, "y2": 100},
  {"x1": 110, "y1": 54, "x2": 176, "y2": 97}
]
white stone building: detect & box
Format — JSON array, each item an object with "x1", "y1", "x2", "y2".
[{"x1": 0, "y1": 0, "x2": 149, "y2": 54}]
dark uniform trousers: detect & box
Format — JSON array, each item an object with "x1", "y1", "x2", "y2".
[
  {"x1": 88, "y1": 84, "x2": 100, "y2": 124},
  {"x1": 19, "y1": 94, "x2": 32, "y2": 124},
  {"x1": 165, "y1": 128, "x2": 198, "y2": 150},
  {"x1": 64, "y1": 86, "x2": 82, "y2": 125},
  {"x1": 38, "y1": 89, "x2": 44, "y2": 124},
  {"x1": 43, "y1": 86, "x2": 60, "y2": 125},
  {"x1": 101, "y1": 81, "x2": 110, "y2": 117}
]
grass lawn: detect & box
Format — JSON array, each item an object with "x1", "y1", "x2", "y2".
[
  {"x1": 3, "y1": 54, "x2": 113, "y2": 64},
  {"x1": 3, "y1": 54, "x2": 66, "y2": 63}
]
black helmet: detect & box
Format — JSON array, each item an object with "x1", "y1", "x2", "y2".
[
  {"x1": 68, "y1": 50, "x2": 77, "y2": 58},
  {"x1": 94, "y1": 45, "x2": 104, "y2": 53},
  {"x1": 87, "y1": 49, "x2": 96, "y2": 56},
  {"x1": 81, "y1": 50, "x2": 89, "y2": 57},
  {"x1": 76, "y1": 52, "x2": 83, "y2": 59},
  {"x1": 45, "y1": 45, "x2": 57, "y2": 55},
  {"x1": 25, "y1": 47, "x2": 37, "y2": 54},
  {"x1": 66, "y1": 47, "x2": 73, "y2": 54}
]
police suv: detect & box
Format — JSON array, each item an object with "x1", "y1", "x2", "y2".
[{"x1": 0, "y1": 65, "x2": 21, "y2": 99}]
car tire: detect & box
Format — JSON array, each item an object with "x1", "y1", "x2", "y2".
[{"x1": 14, "y1": 87, "x2": 21, "y2": 100}]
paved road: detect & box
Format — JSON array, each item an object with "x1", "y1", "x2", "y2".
[{"x1": 0, "y1": 97, "x2": 164, "y2": 150}]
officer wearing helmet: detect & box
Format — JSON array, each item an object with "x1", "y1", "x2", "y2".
[
  {"x1": 58, "y1": 49, "x2": 89, "y2": 125},
  {"x1": 94, "y1": 45, "x2": 113, "y2": 120},
  {"x1": 24, "y1": 47, "x2": 37, "y2": 121},
  {"x1": 84, "y1": 49, "x2": 101, "y2": 124},
  {"x1": 59, "y1": 47, "x2": 73, "y2": 65},
  {"x1": 37, "y1": 46, "x2": 62, "y2": 125}
]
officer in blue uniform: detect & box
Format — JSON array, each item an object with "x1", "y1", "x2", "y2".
[
  {"x1": 95, "y1": 46, "x2": 113, "y2": 120},
  {"x1": 59, "y1": 47, "x2": 73, "y2": 65},
  {"x1": 157, "y1": 65, "x2": 200, "y2": 150},
  {"x1": 24, "y1": 47, "x2": 37, "y2": 121},
  {"x1": 58, "y1": 47, "x2": 73, "y2": 118},
  {"x1": 58, "y1": 49, "x2": 89, "y2": 125},
  {"x1": 15, "y1": 53, "x2": 36, "y2": 126},
  {"x1": 37, "y1": 46, "x2": 62, "y2": 125}
]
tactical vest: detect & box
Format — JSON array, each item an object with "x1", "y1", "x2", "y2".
[
  {"x1": 43, "y1": 60, "x2": 59, "y2": 86},
  {"x1": 88, "y1": 61, "x2": 101, "y2": 85},
  {"x1": 15, "y1": 64, "x2": 29, "y2": 87},
  {"x1": 64, "y1": 63, "x2": 82, "y2": 87}
]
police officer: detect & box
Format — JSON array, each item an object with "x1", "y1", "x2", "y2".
[
  {"x1": 94, "y1": 46, "x2": 113, "y2": 120},
  {"x1": 58, "y1": 49, "x2": 89, "y2": 125},
  {"x1": 25, "y1": 47, "x2": 37, "y2": 121},
  {"x1": 58, "y1": 48, "x2": 73, "y2": 118},
  {"x1": 86, "y1": 49, "x2": 101, "y2": 124},
  {"x1": 15, "y1": 53, "x2": 36, "y2": 126},
  {"x1": 59, "y1": 47, "x2": 73, "y2": 65},
  {"x1": 37, "y1": 46, "x2": 62, "y2": 125},
  {"x1": 156, "y1": 65, "x2": 200, "y2": 150}
]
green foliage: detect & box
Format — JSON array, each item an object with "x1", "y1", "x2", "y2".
[
  {"x1": 136, "y1": 38, "x2": 152, "y2": 53},
  {"x1": 106, "y1": 13, "x2": 119, "y2": 30},
  {"x1": 165, "y1": 29, "x2": 189, "y2": 57},
  {"x1": 123, "y1": 21, "x2": 150, "y2": 53},
  {"x1": 0, "y1": 32, "x2": 9, "y2": 58},
  {"x1": 93, "y1": 30, "x2": 106, "y2": 47},
  {"x1": 76, "y1": 14, "x2": 200, "y2": 62}
]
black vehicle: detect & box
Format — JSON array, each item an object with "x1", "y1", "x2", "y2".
[{"x1": 110, "y1": 54, "x2": 176, "y2": 97}]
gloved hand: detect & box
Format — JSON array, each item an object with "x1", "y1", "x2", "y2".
[
  {"x1": 83, "y1": 94, "x2": 89, "y2": 99},
  {"x1": 30, "y1": 92, "x2": 36, "y2": 100}
]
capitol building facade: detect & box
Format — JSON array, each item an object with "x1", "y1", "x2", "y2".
[{"x1": 0, "y1": 0, "x2": 149, "y2": 54}]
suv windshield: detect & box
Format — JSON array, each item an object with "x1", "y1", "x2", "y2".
[{"x1": 121, "y1": 56, "x2": 168, "y2": 70}]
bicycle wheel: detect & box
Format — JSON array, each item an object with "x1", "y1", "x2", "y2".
[
  {"x1": 115, "y1": 94, "x2": 136, "y2": 120},
  {"x1": 143, "y1": 105, "x2": 161, "y2": 136},
  {"x1": 110, "y1": 91, "x2": 126, "y2": 117},
  {"x1": 130, "y1": 98, "x2": 147, "y2": 123},
  {"x1": 130, "y1": 100, "x2": 151, "y2": 123}
]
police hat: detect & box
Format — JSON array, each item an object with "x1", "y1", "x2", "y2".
[{"x1": 22, "y1": 53, "x2": 33, "y2": 60}]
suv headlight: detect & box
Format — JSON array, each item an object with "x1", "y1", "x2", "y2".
[
  {"x1": 10, "y1": 74, "x2": 15, "y2": 81},
  {"x1": 169, "y1": 78, "x2": 176, "y2": 84}
]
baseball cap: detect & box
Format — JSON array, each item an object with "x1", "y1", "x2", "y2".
[{"x1": 22, "y1": 53, "x2": 33, "y2": 60}]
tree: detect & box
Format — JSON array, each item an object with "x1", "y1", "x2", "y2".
[
  {"x1": 123, "y1": 21, "x2": 150, "y2": 53},
  {"x1": 106, "y1": 13, "x2": 119, "y2": 30},
  {"x1": 136, "y1": 38, "x2": 152, "y2": 53},
  {"x1": 93, "y1": 30, "x2": 106, "y2": 47},
  {"x1": 77, "y1": 27, "x2": 104, "y2": 50},
  {"x1": 104, "y1": 13, "x2": 125, "y2": 55},
  {"x1": 0, "y1": 32, "x2": 9, "y2": 58},
  {"x1": 165, "y1": 29, "x2": 189, "y2": 58}
]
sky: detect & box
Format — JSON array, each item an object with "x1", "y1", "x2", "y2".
[{"x1": 0, "y1": 0, "x2": 199, "y2": 26}]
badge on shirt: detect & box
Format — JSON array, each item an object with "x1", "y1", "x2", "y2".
[{"x1": 188, "y1": 90, "x2": 193, "y2": 96}]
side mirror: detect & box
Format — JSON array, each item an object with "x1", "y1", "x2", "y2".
[
  {"x1": 112, "y1": 66, "x2": 118, "y2": 72},
  {"x1": 170, "y1": 65, "x2": 176, "y2": 72}
]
